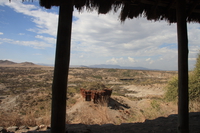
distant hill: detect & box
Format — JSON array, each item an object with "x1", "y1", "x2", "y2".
[
  {"x1": 37, "y1": 63, "x2": 54, "y2": 67},
  {"x1": 89, "y1": 64, "x2": 121, "y2": 69},
  {"x1": 70, "y1": 65, "x2": 88, "y2": 68},
  {"x1": 0, "y1": 60, "x2": 41, "y2": 67},
  {"x1": 0, "y1": 60, "x2": 158, "y2": 70},
  {"x1": 19, "y1": 62, "x2": 36, "y2": 66},
  {"x1": 0, "y1": 60, "x2": 17, "y2": 65},
  {"x1": 37, "y1": 64, "x2": 88, "y2": 68},
  {"x1": 88, "y1": 64, "x2": 152, "y2": 70}
]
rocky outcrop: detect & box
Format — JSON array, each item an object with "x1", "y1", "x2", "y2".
[
  {"x1": 7, "y1": 126, "x2": 18, "y2": 132},
  {"x1": 80, "y1": 88, "x2": 112, "y2": 103},
  {"x1": 0, "y1": 125, "x2": 50, "y2": 133}
]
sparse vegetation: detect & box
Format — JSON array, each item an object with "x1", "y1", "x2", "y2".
[
  {"x1": 0, "y1": 65, "x2": 180, "y2": 128},
  {"x1": 165, "y1": 53, "x2": 200, "y2": 104},
  {"x1": 164, "y1": 76, "x2": 178, "y2": 102}
]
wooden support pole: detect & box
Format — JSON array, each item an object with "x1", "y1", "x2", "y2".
[
  {"x1": 51, "y1": 0, "x2": 73, "y2": 133},
  {"x1": 176, "y1": 0, "x2": 189, "y2": 133}
]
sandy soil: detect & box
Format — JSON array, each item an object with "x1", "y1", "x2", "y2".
[{"x1": 121, "y1": 84, "x2": 164, "y2": 98}]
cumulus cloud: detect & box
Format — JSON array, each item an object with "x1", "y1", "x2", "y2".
[
  {"x1": 71, "y1": 10, "x2": 179, "y2": 67},
  {"x1": 0, "y1": 32, "x2": 3, "y2": 35},
  {"x1": 0, "y1": 1, "x2": 56, "y2": 49},
  {"x1": 3, "y1": 0, "x2": 58, "y2": 36},
  {"x1": 71, "y1": 9, "x2": 200, "y2": 70},
  {"x1": 1, "y1": 1, "x2": 200, "y2": 70}
]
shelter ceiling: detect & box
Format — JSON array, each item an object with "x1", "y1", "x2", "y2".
[{"x1": 38, "y1": 0, "x2": 200, "y2": 23}]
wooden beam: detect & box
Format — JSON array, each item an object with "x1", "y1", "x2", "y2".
[
  {"x1": 51, "y1": 0, "x2": 73, "y2": 132},
  {"x1": 176, "y1": 0, "x2": 189, "y2": 133}
]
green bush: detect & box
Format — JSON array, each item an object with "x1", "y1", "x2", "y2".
[
  {"x1": 165, "y1": 53, "x2": 200, "y2": 102},
  {"x1": 164, "y1": 76, "x2": 178, "y2": 102},
  {"x1": 189, "y1": 53, "x2": 200, "y2": 101}
]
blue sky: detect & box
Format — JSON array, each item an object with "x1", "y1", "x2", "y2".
[{"x1": 0, "y1": 0, "x2": 200, "y2": 70}]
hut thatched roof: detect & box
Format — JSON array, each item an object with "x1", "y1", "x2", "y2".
[{"x1": 38, "y1": 0, "x2": 200, "y2": 23}]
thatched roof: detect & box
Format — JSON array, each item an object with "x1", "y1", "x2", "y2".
[{"x1": 38, "y1": 0, "x2": 200, "y2": 23}]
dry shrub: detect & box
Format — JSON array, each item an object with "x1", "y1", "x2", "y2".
[
  {"x1": 0, "y1": 112, "x2": 22, "y2": 127},
  {"x1": 22, "y1": 111, "x2": 37, "y2": 126},
  {"x1": 189, "y1": 100, "x2": 200, "y2": 112},
  {"x1": 35, "y1": 112, "x2": 51, "y2": 126},
  {"x1": 126, "y1": 110, "x2": 146, "y2": 123},
  {"x1": 138, "y1": 100, "x2": 166, "y2": 120},
  {"x1": 0, "y1": 111, "x2": 50, "y2": 127},
  {"x1": 77, "y1": 103, "x2": 111, "y2": 125}
]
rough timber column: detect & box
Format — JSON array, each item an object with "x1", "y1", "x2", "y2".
[
  {"x1": 51, "y1": 0, "x2": 73, "y2": 133},
  {"x1": 176, "y1": 0, "x2": 189, "y2": 133}
]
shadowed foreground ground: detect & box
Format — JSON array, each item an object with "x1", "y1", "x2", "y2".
[{"x1": 19, "y1": 112, "x2": 200, "y2": 133}]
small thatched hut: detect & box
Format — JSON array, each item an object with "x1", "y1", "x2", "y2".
[{"x1": 13, "y1": 0, "x2": 200, "y2": 133}]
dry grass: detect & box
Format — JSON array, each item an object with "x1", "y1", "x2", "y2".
[
  {"x1": 22, "y1": 111, "x2": 37, "y2": 126},
  {"x1": 0, "y1": 110, "x2": 51, "y2": 127},
  {"x1": 0, "y1": 112, "x2": 22, "y2": 127},
  {"x1": 0, "y1": 67, "x2": 181, "y2": 128},
  {"x1": 189, "y1": 100, "x2": 200, "y2": 112},
  {"x1": 74, "y1": 103, "x2": 111, "y2": 125}
]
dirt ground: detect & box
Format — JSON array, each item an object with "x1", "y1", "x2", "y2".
[
  {"x1": 65, "y1": 112, "x2": 200, "y2": 133},
  {"x1": 13, "y1": 112, "x2": 200, "y2": 133},
  {"x1": 0, "y1": 63, "x2": 199, "y2": 133}
]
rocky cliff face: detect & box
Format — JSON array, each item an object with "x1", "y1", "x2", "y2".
[{"x1": 80, "y1": 88, "x2": 112, "y2": 103}]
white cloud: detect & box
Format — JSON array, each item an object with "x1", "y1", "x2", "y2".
[
  {"x1": 2, "y1": 59, "x2": 12, "y2": 61},
  {"x1": 71, "y1": 9, "x2": 200, "y2": 70},
  {"x1": 3, "y1": 0, "x2": 58, "y2": 36},
  {"x1": 35, "y1": 35, "x2": 56, "y2": 44},
  {"x1": 1, "y1": 1, "x2": 200, "y2": 70},
  {"x1": 106, "y1": 57, "x2": 123, "y2": 64},
  {"x1": 0, "y1": 32, "x2": 3, "y2": 35},
  {"x1": 128, "y1": 57, "x2": 136, "y2": 63},
  {"x1": 0, "y1": 0, "x2": 7, "y2": 5},
  {"x1": 145, "y1": 58, "x2": 154, "y2": 64},
  {"x1": 72, "y1": 10, "x2": 178, "y2": 59},
  {"x1": 18, "y1": 33, "x2": 25, "y2": 35},
  {"x1": 149, "y1": 60, "x2": 154, "y2": 64},
  {"x1": 146, "y1": 58, "x2": 151, "y2": 61},
  {"x1": 0, "y1": 38, "x2": 53, "y2": 49}
]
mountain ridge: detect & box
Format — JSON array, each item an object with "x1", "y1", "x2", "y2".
[
  {"x1": 0, "y1": 60, "x2": 157, "y2": 70},
  {"x1": 88, "y1": 64, "x2": 152, "y2": 70}
]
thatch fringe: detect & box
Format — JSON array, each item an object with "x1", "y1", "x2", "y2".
[{"x1": 37, "y1": 0, "x2": 200, "y2": 23}]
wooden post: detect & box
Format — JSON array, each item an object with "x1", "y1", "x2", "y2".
[
  {"x1": 51, "y1": 0, "x2": 73, "y2": 133},
  {"x1": 176, "y1": 0, "x2": 189, "y2": 133}
]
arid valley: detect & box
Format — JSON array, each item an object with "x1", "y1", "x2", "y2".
[{"x1": 0, "y1": 60, "x2": 199, "y2": 133}]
